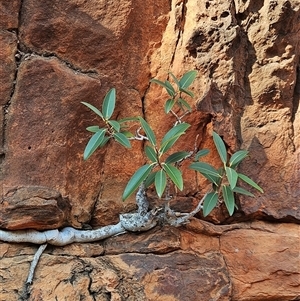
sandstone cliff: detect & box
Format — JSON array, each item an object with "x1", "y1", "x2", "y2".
[{"x1": 0, "y1": 0, "x2": 299, "y2": 300}]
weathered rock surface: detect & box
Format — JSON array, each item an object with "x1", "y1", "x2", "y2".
[
  {"x1": 0, "y1": 220, "x2": 299, "y2": 300},
  {"x1": 0, "y1": 186, "x2": 70, "y2": 230},
  {"x1": 1, "y1": 0, "x2": 300, "y2": 300}
]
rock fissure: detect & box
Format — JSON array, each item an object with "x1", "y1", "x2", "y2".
[{"x1": 169, "y1": 0, "x2": 187, "y2": 68}]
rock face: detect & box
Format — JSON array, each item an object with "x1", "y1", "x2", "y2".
[
  {"x1": 0, "y1": 0, "x2": 299, "y2": 300},
  {"x1": 1, "y1": 221, "x2": 299, "y2": 300}
]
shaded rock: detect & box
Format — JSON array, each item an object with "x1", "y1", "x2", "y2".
[
  {"x1": 0, "y1": 0, "x2": 21, "y2": 29},
  {"x1": 0, "y1": 186, "x2": 71, "y2": 230},
  {"x1": 0, "y1": 30, "x2": 17, "y2": 106},
  {"x1": 0, "y1": 30, "x2": 17, "y2": 156}
]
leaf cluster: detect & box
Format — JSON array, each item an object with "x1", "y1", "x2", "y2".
[
  {"x1": 81, "y1": 88, "x2": 137, "y2": 160},
  {"x1": 82, "y1": 71, "x2": 263, "y2": 218},
  {"x1": 190, "y1": 132, "x2": 263, "y2": 216},
  {"x1": 150, "y1": 70, "x2": 197, "y2": 116}
]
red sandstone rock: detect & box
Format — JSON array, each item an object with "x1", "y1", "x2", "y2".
[
  {"x1": 221, "y1": 221, "x2": 300, "y2": 301},
  {"x1": 1, "y1": 0, "x2": 300, "y2": 299},
  {"x1": 0, "y1": 0, "x2": 21, "y2": 29},
  {"x1": 0, "y1": 186, "x2": 70, "y2": 230},
  {"x1": 1, "y1": 220, "x2": 299, "y2": 300}
]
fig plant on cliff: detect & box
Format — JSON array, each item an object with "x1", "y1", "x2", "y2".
[
  {"x1": 82, "y1": 70, "x2": 263, "y2": 218},
  {"x1": 0, "y1": 71, "x2": 263, "y2": 291}
]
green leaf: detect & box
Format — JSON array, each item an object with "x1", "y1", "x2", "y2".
[
  {"x1": 108, "y1": 120, "x2": 121, "y2": 132},
  {"x1": 118, "y1": 116, "x2": 140, "y2": 123},
  {"x1": 169, "y1": 72, "x2": 180, "y2": 89},
  {"x1": 159, "y1": 135, "x2": 182, "y2": 155},
  {"x1": 86, "y1": 125, "x2": 100, "y2": 133},
  {"x1": 138, "y1": 117, "x2": 156, "y2": 146},
  {"x1": 178, "y1": 97, "x2": 192, "y2": 111},
  {"x1": 179, "y1": 70, "x2": 197, "y2": 89},
  {"x1": 189, "y1": 162, "x2": 221, "y2": 186},
  {"x1": 113, "y1": 132, "x2": 131, "y2": 148},
  {"x1": 212, "y1": 131, "x2": 227, "y2": 164},
  {"x1": 159, "y1": 123, "x2": 190, "y2": 154},
  {"x1": 155, "y1": 170, "x2": 167, "y2": 198},
  {"x1": 144, "y1": 171, "x2": 157, "y2": 188},
  {"x1": 222, "y1": 185, "x2": 235, "y2": 216},
  {"x1": 102, "y1": 88, "x2": 116, "y2": 120},
  {"x1": 232, "y1": 186, "x2": 254, "y2": 197},
  {"x1": 83, "y1": 128, "x2": 107, "y2": 160},
  {"x1": 121, "y1": 131, "x2": 135, "y2": 138},
  {"x1": 164, "y1": 80, "x2": 176, "y2": 97},
  {"x1": 145, "y1": 145, "x2": 158, "y2": 162},
  {"x1": 165, "y1": 99, "x2": 176, "y2": 114},
  {"x1": 161, "y1": 123, "x2": 190, "y2": 146},
  {"x1": 122, "y1": 164, "x2": 153, "y2": 200},
  {"x1": 189, "y1": 162, "x2": 220, "y2": 178},
  {"x1": 238, "y1": 173, "x2": 264, "y2": 193},
  {"x1": 229, "y1": 150, "x2": 248, "y2": 169},
  {"x1": 163, "y1": 163, "x2": 183, "y2": 191},
  {"x1": 203, "y1": 191, "x2": 219, "y2": 217},
  {"x1": 225, "y1": 166, "x2": 238, "y2": 189},
  {"x1": 81, "y1": 102, "x2": 104, "y2": 120},
  {"x1": 194, "y1": 149, "x2": 210, "y2": 161},
  {"x1": 150, "y1": 78, "x2": 170, "y2": 90},
  {"x1": 165, "y1": 151, "x2": 190, "y2": 164},
  {"x1": 179, "y1": 88, "x2": 194, "y2": 98}
]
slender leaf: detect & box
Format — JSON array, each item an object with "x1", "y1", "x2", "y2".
[
  {"x1": 108, "y1": 120, "x2": 121, "y2": 132},
  {"x1": 161, "y1": 123, "x2": 190, "y2": 146},
  {"x1": 222, "y1": 185, "x2": 235, "y2": 216},
  {"x1": 155, "y1": 170, "x2": 167, "y2": 198},
  {"x1": 165, "y1": 99, "x2": 176, "y2": 114},
  {"x1": 99, "y1": 136, "x2": 110, "y2": 148},
  {"x1": 150, "y1": 78, "x2": 169, "y2": 90},
  {"x1": 203, "y1": 192, "x2": 219, "y2": 217},
  {"x1": 122, "y1": 164, "x2": 153, "y2": 200},
  {"x1": 232, "y1": 186, "x2": 254, "y2": 197},
  {"x1": 169, "y1": 72, "x2": 180, "y2": 89},
  {"x1": 163, "y1": 163, "x2": 183, "y2": 190},
  {"x1": 225, "y1": 166, "x2": 238, "y2": 189},
  {"x1": 121, "y1": 131, "x2": 135, "y2": 138},
  {"x1": 238, "y1": 173, "x2": 264, "y2": 193},
  {"x1": 229, "y1": 150, "x2": 248, "y2": 169},
  {"x1": 138, "y1": 117, "x2": 156, "y2": 146},
  {"x1": 113, "y1": 132, "x2": 131, "y2": 148},
  {"x1": 178, "y1": 97, "x2": 192, "y2": 111},
  {"x1": 160, "y1": 134, "x2": 185, "y2": 155},
  {"x1": 179, "y1": 88, "x2": 194, "y2": 98},
  {"x1": 189, "y1": 162, "x2": 221, "y2": 186},
  {"x1": 189, "y1": 162, "x2": 220, "y2": 178},
  {"x1": 145, "y1": 145, "x2": 158, "y2": 162},
  {"x1": 212, "y1": 131, "x2": 227, "y2": 164},
  {"x1": 81, "y1": 102, "x2": 104, "y2": 120},
  {"x1": 86, "y1": 125, "x2": 100, "y2": 133},
  {"x1": 102, "y1": 88, "x2": 116, "y2": 120},
  {"x1": 118, "y1": 116, "x2": 140, "y2": 123},
  {"x1": 165, "y1": 151, "x2": 190, "y2": 164},
  {"x1": 202, "y1": 172, "x2": 220, "y2": 186},
  {"x1": 145, "y1": 171, "x2": 157, "y2": 188},
  {"x1": 194, "y1": 149, "x2": 210, "y2": 161},
  {"x1": 83, "y1": 128, "x2": 107, "y2": 160},
  {"x1": 164, "y1": 80, "x2": 176, "y2": 97},
  {"x1": 179, "y1": 70, "x2": 197, "y2": 89}
]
